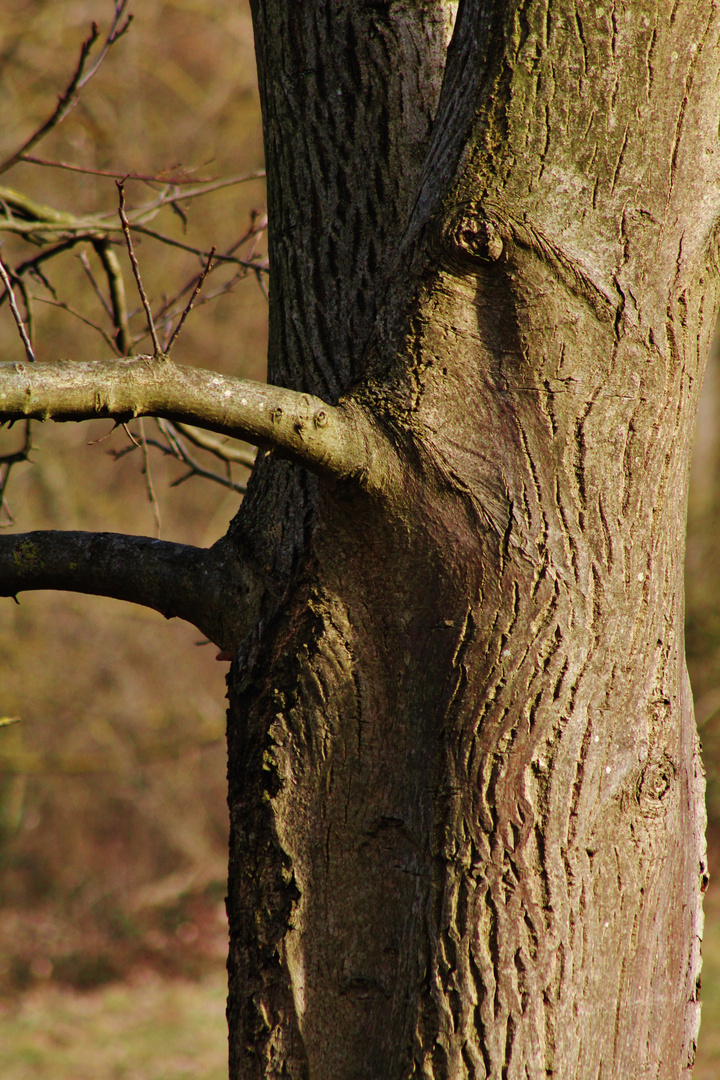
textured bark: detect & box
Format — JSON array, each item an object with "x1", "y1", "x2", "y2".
[
  {"x1": 0, "y1": 2, "x2": 717, "y2": 1077},
  {"x1": 225, "y1": 3, "x2": 718, "y2": 1079}
]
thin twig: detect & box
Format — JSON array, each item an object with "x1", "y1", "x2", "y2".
[
  {"x1": 151, "y1": 421, "x2": 247, "y2": 495},
  {"x1": 0, "y1": 257, "x2": 35, "y2": 361},
  {"x1": 76, "y1": 1, "x2": 132, "y2": 89},
  {"x1": 0, "y1": 419, "x2": 33, "y2": 525},
  {"x1": 111, "y1": 420, "x2": 247, "y2": 500},
  {"x1": 137, "y1": 419, "x2": 161, "y2": 536},
  {"x1": 166, "y1": 247, "x2": 215, "y2": 352},
  {"x1": 0, "y1": 24, "x2": 101, "y2": 177},
  {"x1": 117, "y1": 181, "x2": 162, "y2": 356},
  {"x1": 20, "y1": 155, "x2": 220, "y2": 184},
  {"x1": 79, "y1": 250, "x2": 114, "y2": 320},
  {"x1": 15, "y1": 238, "x2": 84, "y2": 280},
  {"x1": 130, "y1": 224, "x2": 267, "y2": 271},
  {"x1": 171, "y1": 422, "x2": 256, "y2": 468},
  {"x1": 0, "y1": 419, "x2": 33, "y2": 468},
  {"x1": 14, "y1": 275, "x2": 35, "y2": 349},
  {"x1": 255, "y1": 268, "x2": 270, "y2": 302},
  {"x1": 33, "y1": 295, "x2": 118, "y2": 351}
]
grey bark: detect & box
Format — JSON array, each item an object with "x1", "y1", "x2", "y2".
[{"x1": 0, "y1": 2, "x2": 717, "y2": 1078}]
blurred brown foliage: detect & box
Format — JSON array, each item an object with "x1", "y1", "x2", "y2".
[{"x1": 0, "y1": 0, "x2": 266, "y2": 991}]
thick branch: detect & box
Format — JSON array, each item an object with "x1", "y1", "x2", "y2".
[
  {"x1": 0, "y1": 355, "x2": 374, "y2": 483},
  {"x1": 0, "y1": 530, "x2": 251, "y2": 649}
]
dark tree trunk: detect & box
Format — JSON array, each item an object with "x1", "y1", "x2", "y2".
[{"x1": 174, "y1": 2, "x2": 720, "y2": 1077}]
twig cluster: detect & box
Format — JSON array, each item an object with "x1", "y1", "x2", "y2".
[{"x1": 0, "y1": 2, "x2": 265, "y2": 523}]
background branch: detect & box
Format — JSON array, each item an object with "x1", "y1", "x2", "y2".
[
  {"x1": 0, "y1": 258, "x2": 35, "y2": 362},
  {"x1": 0, "y1": 2, "x2": 132, "y2": 178},
  {"x1": 172, "y1": 422, "x2": 256, "y2": 468},
  {"x1": 91, "y1": 240, "x2": 130, "y2": 353}
]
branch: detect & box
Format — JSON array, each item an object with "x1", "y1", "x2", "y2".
[
  {"x1": 0, "y1": 530, "x2": 250, "y2": 650},
  {"x1": 117, "y1": 181, "x2": 161, "y2": 355},
  {"x1": 0, "y1": 355, "x2": 374, "y2": 483},
  {"x1": 91, "y1": 240, "x2": 131, "y2": 353},
  {"x1": 0, "y1": 258, "x2": 35, "y2": 362},
  {"x1": 172, "y1": 422, "x2": 256, "y2": 468},
  {"x1": 0, "y1": 3, "x2": 132, "y2": 179}
]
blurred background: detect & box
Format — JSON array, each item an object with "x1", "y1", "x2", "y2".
[{"x1": 0, "y1": 2, "x2": 718, "y2": 1077}]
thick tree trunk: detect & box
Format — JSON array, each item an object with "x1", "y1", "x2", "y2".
[{"x1": 225, "y1": 3, "x2": 719, "y2": 1077}]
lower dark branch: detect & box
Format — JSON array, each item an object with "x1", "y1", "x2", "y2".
[{"x1": 0, "y1": 530, "x2": 252, "y2": 649}]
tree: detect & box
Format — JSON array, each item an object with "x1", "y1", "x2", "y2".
[{"x1": 0, "y1": 1, "x2": 717, "y2": 1076}]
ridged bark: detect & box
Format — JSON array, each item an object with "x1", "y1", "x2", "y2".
[{"x1": 223, "y1": 2, "x2": 719, "y2": 1077}]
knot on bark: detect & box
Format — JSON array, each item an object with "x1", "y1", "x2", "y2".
[
  {"x1": 441, "y1": 206, "x2": 505, "y2": 271},
  {"x1": 634, "y1": 754, "x2": 677, "y2": 817}
]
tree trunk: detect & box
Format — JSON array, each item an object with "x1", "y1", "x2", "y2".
[
  {"x1": 0, "y1": 2, "x2": 717, "y2": 1077},
  {"x1": 225, "y1": 3, "x2": 718, "y2": 1078}
]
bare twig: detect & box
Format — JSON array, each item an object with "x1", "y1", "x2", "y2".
[
  {"x1": 79, "y1": 250, "x2": 114, "y2": 321},
  {"x1": 152, "y1": 420, "x2": 247, "y2": 494},
  {"x1": 138, "y1": 419, "x2": 161, "y2": 536},
  {"x1": 34, "y1": 295, "x2": 118, "y2": 351},
  {"x1": 15, "y1": 239, "x2": 84, "y2": 280},
  {"x1": 0, "y1": 23, "x2": 101, "y2": 177},
  {"x1": 172, "y1": 422, "x2": 256, "y2": 468},
  {"x1": 20, "y1": 156, "x2": 220, "y2": 185},
  {"x1": 14, "y1": 275, "x2": 35, "y2": 349},
  {"x1": 137, "y1": 224, "x2": 268, "y2": 271},
  {"x1": 166, "y1": 247, "x2": 215, "y2": 352},
  {"x1": 0, "y1": 257, "x2": 36, "y2": 361},
  {"x1": 111, "y1": 420, "x2": 247, "y2": 498},
  {"x1": 0, "y1": 419, "x2": 33, "y2": 525},
  {"x1": 117, "y1": 181, "x2": 162, "y2": 356},
  {"x1": 131, "y1": 170, "x2": 266, "y2": 207},
  {"x1": 76, "y1": 1, "x2": 133, "y2": 89},
  {"x1": 255, "y1": 268, "x2": 270, "y2": 302}
]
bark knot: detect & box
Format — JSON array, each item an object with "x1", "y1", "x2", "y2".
[
  {"x1": 441, "y1": 206, "x2": 504, "y2": 270},
  {"x1": 634, "y1": 754, "x2": 677, "y2": 817}
]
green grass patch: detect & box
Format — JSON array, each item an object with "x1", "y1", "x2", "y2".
[{"x1": 0, "y1": 970, "x2": 227, "y2": 1080}]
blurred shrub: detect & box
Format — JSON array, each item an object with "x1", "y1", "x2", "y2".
[{"x1": 0, "y1": 0, "x2": 265, "y2": 990}]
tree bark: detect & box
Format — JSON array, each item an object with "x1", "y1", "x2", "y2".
[
  {"x1": 0, "y1": 2, "x2": 717, "y2": 1077},
  {"x1": 225, "y1": 3, "x2": 718, "y2": 1078}
]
